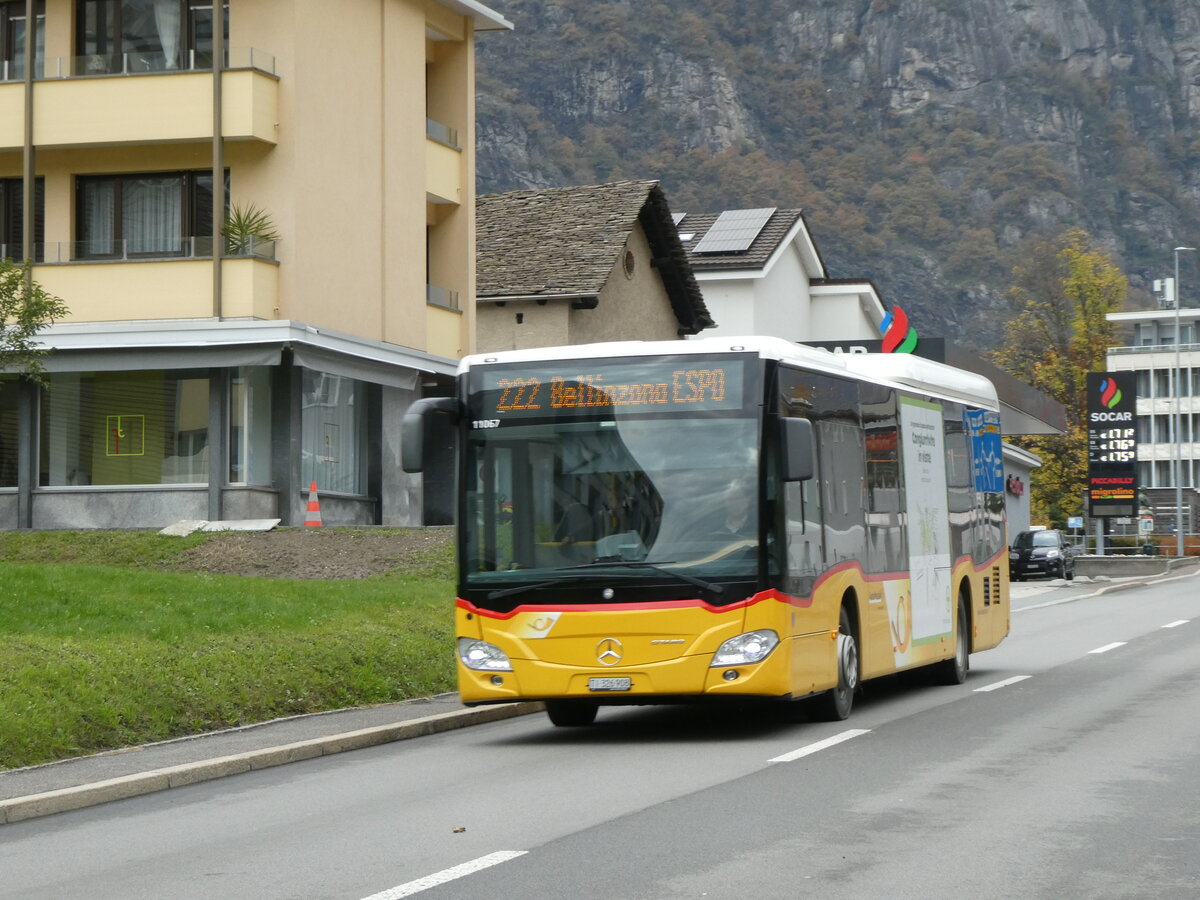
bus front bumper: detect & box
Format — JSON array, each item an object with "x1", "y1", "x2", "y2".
[{"x1": 457, "y1": 631, "x2": 836, "y2": 705}]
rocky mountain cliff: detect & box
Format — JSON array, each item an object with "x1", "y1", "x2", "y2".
[{"x1": 474, "y1": 0, "x2": 1200, "y2": 351}]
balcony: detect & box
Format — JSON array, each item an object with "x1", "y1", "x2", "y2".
[
  {"x1": 425, "y1": 122, "x2": 462, "y2": 206},
  {"x1": 0, "y1": 49, "x2": 278, "y2": 150},
  {"x1": 35, "y1": 236, "x2": 277, "y2": 264},
  {"x1": 426, "y1": 282, "x2": 460, "y2": 311},
  {"x1": 1110, "y1": 343, "x2": 1200, "y2": 354},
  {"x1": 33, "y1": 247, "x2": 279, "y2": 323}
]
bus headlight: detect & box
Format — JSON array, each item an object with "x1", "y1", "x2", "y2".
[
  {"x1": 711, "y1": 630, "x2": 779, "y2": 667},
  {"x1": 457, "y1": 638, "x2": 513, "y2": 672}
]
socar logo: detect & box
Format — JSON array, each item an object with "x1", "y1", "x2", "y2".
[
  {"x1": 1099, "y1": 377, "x2": 1122, "y2": 409},
  {"x1": 880, "y1": 304, "x2": 918, "y2": 353}
]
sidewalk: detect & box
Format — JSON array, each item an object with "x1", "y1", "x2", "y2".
[{"x1": 0, "y1": 694, "x2": 541, "y2": 825}]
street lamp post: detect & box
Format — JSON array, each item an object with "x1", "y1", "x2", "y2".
[{"x1": 1173, "y1": 246, "x2": 1197, "y2": 557}]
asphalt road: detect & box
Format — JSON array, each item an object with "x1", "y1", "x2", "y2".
[{"x1": 1, "y1": 568, "x2": 1197, "y2": 899}]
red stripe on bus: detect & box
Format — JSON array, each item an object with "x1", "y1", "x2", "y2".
[
  {"x1": 457, "y1": 550, "x2": 1008, "y2": 621},
  {"x1": 456, "y1": 588, "x2": 817, "y2": 620}
]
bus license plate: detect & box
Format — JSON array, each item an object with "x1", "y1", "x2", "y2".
[{"x1": 588, "y1": 677, "x2": 631, "y2": 692}]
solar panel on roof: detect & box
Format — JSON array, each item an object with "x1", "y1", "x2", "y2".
[
  {"x1": 692, "y1": 207, "x2": 776, "y2": 254},
  {"x1": 672, "y1": 213, "x2": 686, "y2": 225}
]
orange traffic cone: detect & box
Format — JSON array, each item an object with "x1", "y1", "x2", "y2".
[{"x1": 305, "y1": 481, "x2": 323, "y2": 527}]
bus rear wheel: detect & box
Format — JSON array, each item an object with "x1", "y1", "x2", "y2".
[
  {"x1": 934, "y1": 592, "x2": 970, "y2": 685},
  {"x1": 545, "y1": 700, "x2": 599, "y2": 727},
  {"x1": 814, "y1": 606, "x2": 858, "y2": 721}
]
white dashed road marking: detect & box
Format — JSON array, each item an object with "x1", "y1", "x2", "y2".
[
  {"x1": 361, "y1": 851, "x2": 528, "y2": 899},
  {"x1": 974, "y1": 675, "x2": 1032, "y2": 692},
  {"x1": 1089, "y1": 642, "x2": 1127, "y2": 654},
  {"x1": 769, "y1": 729, "x2": 870, "y2": 763}
]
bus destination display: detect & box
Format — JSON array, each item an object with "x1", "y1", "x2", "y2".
[{"x1": 472, "y1": 358, "x2": 746, "y2": 422}]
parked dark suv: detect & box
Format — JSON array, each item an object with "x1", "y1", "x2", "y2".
[{"x1": 1010, "y1": 529, "x2": 1076, "y2": 581}]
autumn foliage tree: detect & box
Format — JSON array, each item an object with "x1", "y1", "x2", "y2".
[
  {"x1": 993, "y1": 229, "x2": 1127, "y2": 526},
  {"x1": 1, "y1": 259, "x2": 68, "y2": 384}
]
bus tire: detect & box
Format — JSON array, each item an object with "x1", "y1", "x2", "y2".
[
  {"x1": 815, "y1": 606, "x2": 858, "y2": 721},
  {"x1": 545, "y1": 700, "x2": 598, "y2": 727},
  {"x1": 934, "y1": 591, "x2": 970, "y2": 685}
]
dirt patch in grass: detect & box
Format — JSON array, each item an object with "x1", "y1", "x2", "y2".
[{"x1": 167, "y1": 527, "x2": 455, "y2": 580}]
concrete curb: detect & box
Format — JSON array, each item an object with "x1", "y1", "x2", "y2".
[{"x1": 0, "y1": 701, "x2": 542, "y2": 825}]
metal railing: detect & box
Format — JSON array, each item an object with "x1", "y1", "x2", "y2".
[
  {"x1": 0, "y1": 59, "x2": 43, "y2": 81},
  {"x1": 0, "y1": 48, "x2": 275, "y2": 82},
  {"x1": 1109, "y1": 342, "x2": 1200, "y2": 354},
  {"x1": 33, "y1": 237, "x2": 276, "y2": 263},
  {"x1": 426, "y1": 283, "x2": 460, "y2": 311},
  {"x1": 425, "y1": 118, "x2": 460, "y2": 150}
]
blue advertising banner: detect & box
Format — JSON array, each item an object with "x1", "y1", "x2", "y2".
[{"x1": 965, "y1": 408, "x2": 1004, "y2": 493}]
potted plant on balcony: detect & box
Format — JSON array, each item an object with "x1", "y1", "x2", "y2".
[{"x1": 223, "y1": 204, "x2": 279, "y2": 258}]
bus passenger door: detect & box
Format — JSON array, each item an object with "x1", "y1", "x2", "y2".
[{"x1": 898, "y1": 398, "x2": 954, "y2": 661}]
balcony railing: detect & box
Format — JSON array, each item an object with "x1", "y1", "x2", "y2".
[
  {"x1": 1110, "y1": 343, "x2": 1200, "y2": 354},
  {"x1": 0, "y1": 244, "x2": 44, "y2": 264},
  {"x1": 0, "y1": 48, "x2": 275, "y2": 82},
  {"x1": 0, "y1": 59, "x2": 43, "y2": 81},
  {"x1": 427, "y1": 283, "x2": 460, "y2": 311},
  {"x1": 426, "y1": 118, "x2": 460, "y2": 150},
  {"x1": 32, "y1": 236, "x2": 277, "y2": 263}
]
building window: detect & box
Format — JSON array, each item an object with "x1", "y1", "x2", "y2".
[
  {"x1": 0, "y1": 1, "x2": 42, "y2": 80},
  {"x1": 1154, "y1": 414, "x2": 1172, "y2": 443},
  {"x1": 76, "y1": 171, "x2": 223, "y2": 259},
  {"x1": 229, "y1": 366, "x2": 272, "y2": 485},
  {"x1": 0, "y1": 376, "x2": 17, "y2": 487},
  {"x1": 1136, "y1": 415, "x2": 1151, "y2": 444},
  {"x1": 76, "y1": 0, "x2": 227, "y2": 74},
  {"x1": 301, "y1": 371, "x2": 367, "y2": 495},
  {"x1": 0, "y1": 177, "x2": 44, "y2": 262},
  {"x1": 1154, "y1": 369, "x2": 1172, "y2": 399},
  {"x1": 39, "y1": 370, "x2": 210, "y2": 486},
  {"x1": 1136, "y1": 369, "x2": 1151, "y2": 400},
  {"x1": 1154, "y1": 460, "x2": 1171, "y2": 487}
]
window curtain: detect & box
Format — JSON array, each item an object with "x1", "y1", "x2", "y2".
[
  {"x1": 123, "y1": 176, "x2": 182, "y2": 255},
  {"x1": 80, "y1": 180, "x2": 116, "y2": 256},
  {"x1": 301, "y1": 371, "x2": 367, "y2": 495},
  {"x1": 151, "y1": 0, "x2": 180, "y2": 69}
]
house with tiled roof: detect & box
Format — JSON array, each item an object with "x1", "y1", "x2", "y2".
[
  {"x1": 677, "y1": 207, "x2": 886, "y2": 342},
  {"x1": 475, "y1": 181, "x2": 713, "y2": 351}
]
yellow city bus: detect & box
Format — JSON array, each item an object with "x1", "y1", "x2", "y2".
[{"x1": 403, "y1": 336, "x2": 1009, "y2": 726}]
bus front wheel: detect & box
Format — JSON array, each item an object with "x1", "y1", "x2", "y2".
[
  {"x1": 545, "y1": 700, "x2": 599, "y2": 727},
  {"x1": 934, "y1": 592, "x2": 970, "y2": 685},
  {"x1": 815, "y1": 606, "x2": 858, "y2": 721}
]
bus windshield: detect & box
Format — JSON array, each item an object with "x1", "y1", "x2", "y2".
[{"x1": 463, "y1": 414, "x2": 759, "y2": 599}]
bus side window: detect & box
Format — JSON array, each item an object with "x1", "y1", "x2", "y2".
[{"x1": 820, "y1": 420, "x2": 866, "y2": 567}]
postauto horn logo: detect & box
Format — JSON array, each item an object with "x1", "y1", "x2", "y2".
[
  {"x1": 880, "y1": 304, "x2": 918, "y2": 353},
  {"x1": 1099, "y1": 377, "x2": 1123, "y2": 409}
]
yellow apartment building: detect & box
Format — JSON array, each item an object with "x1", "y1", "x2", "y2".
[{"x1": 0, "y1": 0, "x2": 510, "y2": 529}]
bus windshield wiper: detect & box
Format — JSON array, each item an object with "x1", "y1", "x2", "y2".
[
  {"x1": 486, "y1": 572, "x2": 642, "y2": 601},
  {"x1": 486, "y1": 561, "x2": 723, "y2": 601},
  {"x1": 559, "y1": 560, "x2": 724, "y2": 595}
]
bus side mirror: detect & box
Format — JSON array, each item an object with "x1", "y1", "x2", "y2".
[
  {"x1": 401, "y1": 397, "x2": 460, "y2": 473},
  {"x1": 782, "y1": 417, "x2": 815, "y2": 482}
]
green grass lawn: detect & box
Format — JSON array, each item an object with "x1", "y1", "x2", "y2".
[{"x1": 0, "y1": 530, "x2": 457, "y2": 771}]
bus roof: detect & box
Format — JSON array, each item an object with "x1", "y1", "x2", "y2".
[{"x1": 460, "y1": 336, "x2": 999, "y2": 410}]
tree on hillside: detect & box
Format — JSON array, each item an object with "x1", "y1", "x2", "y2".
[
  {"x1": 1, "y1": 259, "x2": 68, "y2": 385},
  {"x1": 993, "y1": 229, "x2": 1127, "y2": 527}
]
